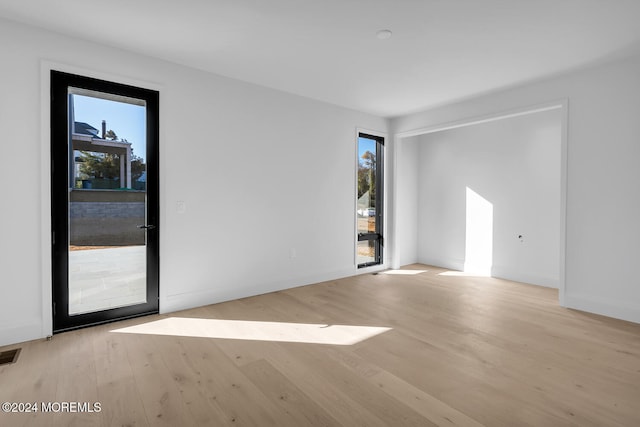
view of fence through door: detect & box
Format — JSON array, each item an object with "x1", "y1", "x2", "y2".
[
  {"x1": 68, "y1": 92, "x2": 147, "y2": 314},
  {"x1": 51, "y1": 71, "x2": 159, "y2": 332}
]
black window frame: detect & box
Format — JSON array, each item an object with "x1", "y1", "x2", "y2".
[{"x1": 357, "y1": 132, "x2": 384, "y2": 268}]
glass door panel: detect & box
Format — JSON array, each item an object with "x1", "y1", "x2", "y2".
[
  {"x1": 357, "y1": 240, "x2": 376, "y2": 266},
  {"x1": 68, "y1": 91, "x2": 147, "y2": 314}
]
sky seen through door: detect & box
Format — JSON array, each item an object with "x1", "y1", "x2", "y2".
[{"x1": 73, "y1": 94, "x2": 146, "y2": 160}]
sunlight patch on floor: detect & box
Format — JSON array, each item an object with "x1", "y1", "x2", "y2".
[
  {"x1": 111, "y1": 317, "x2": 392, "y2": 345},
  {"x1": 380, "y1": 269, "x2": 428, "y2": 275},
  {"x1": 438, "y1": 270, "x2": 491, "y2": 277}
]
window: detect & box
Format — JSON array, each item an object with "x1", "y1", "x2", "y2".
[{"x1": 357, "y1": 132, "x2": 384, "y2": 267}]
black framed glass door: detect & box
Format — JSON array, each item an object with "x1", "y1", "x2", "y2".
[
  {"x1": 51, "y1": 71, "x2": 159, "y2": 332},
  {"x1": 357, "y1": 132, "x2": 384, "y2": 267}
]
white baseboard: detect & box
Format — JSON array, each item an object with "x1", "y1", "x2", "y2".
[
  {"x1": 417, "y1": 258, "x2": 559, "y2": 289},
  {"x1": 564, "y1": 293, "x2": 640, "y2": 324},
  {"x1": 0, "y1": 319, "x2": 43, "y2": 347},
  {"x1": 418, "y1": 256, "x2": 465, "y2": 272},
  {"x1": 161, "y1": 265, "x2": 387, "y2": 314},
  {"x1": 490, "y1": 266, "x2": 559, "y2": 289}
]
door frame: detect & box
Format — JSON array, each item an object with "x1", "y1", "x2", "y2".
[
  {"x1": 50, "y1": 70, "x2": 160, "y2": 333},
  {"x1": 355, "y1": 128, "x2": 386, "y2": 269}
]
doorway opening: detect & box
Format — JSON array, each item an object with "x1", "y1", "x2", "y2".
[
  {"x1": 51, "y1": 71, "x2": 159, "y2": 332},
  {"x1": 392, "y1": 101, "x2": 567, "y2": 302}
]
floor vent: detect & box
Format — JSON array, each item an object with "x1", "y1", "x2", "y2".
[{"x1": 0, "y1": 348, "x2": 21, "y2": 366}]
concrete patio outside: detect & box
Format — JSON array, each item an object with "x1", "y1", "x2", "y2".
[{"x1": 68, "y1": 245, "x2": 146, "y2": 315}]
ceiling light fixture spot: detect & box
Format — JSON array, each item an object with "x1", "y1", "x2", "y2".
[{"x1": 376, "y1": 29, "x2": 392, "y2": 40}]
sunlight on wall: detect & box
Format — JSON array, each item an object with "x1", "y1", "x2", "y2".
[
  {"x1": 111, "y1": 317, "x2": 391, "y2": 346},
  {"x1": 464, "y1": 187, "x2": 494, "y2": 276}
]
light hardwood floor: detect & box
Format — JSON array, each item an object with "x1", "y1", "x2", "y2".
[{"x1": 1, "y1": 264, "x2": 639, "y2": 426}]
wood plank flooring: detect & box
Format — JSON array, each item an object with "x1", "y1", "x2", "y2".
[{"x1": 1, "y1": 264, "x2": 639, "y2": 426}]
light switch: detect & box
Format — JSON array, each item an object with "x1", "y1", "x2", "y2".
[{"x1": 176, "y1": 201, "x2": 187, "y2": 214}]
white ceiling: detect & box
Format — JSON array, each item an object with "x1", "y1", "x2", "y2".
[{"x1": 2, "y1": 0, "x2": 640, "y2": 117}]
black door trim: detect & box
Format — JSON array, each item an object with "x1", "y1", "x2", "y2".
[
  {"x1": 51, "y1": 70, "x2": 159, "y2": 333},
  {"x1": 357, "y1": 132, "x2": 384, "y2": 268}
]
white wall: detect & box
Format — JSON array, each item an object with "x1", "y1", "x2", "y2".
[
  {"x1": 395, "y1": 139, "x2": 419, "y2": 266},
  {"x1": 392, "y1": 54, "x2": 640, "y2": 324},
  {"x1": 0, "y1": 18, "x2": 387, "y2": 346},
  {"x1": 412, "y1": 109, "x2": 561, "y2": 287}
]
